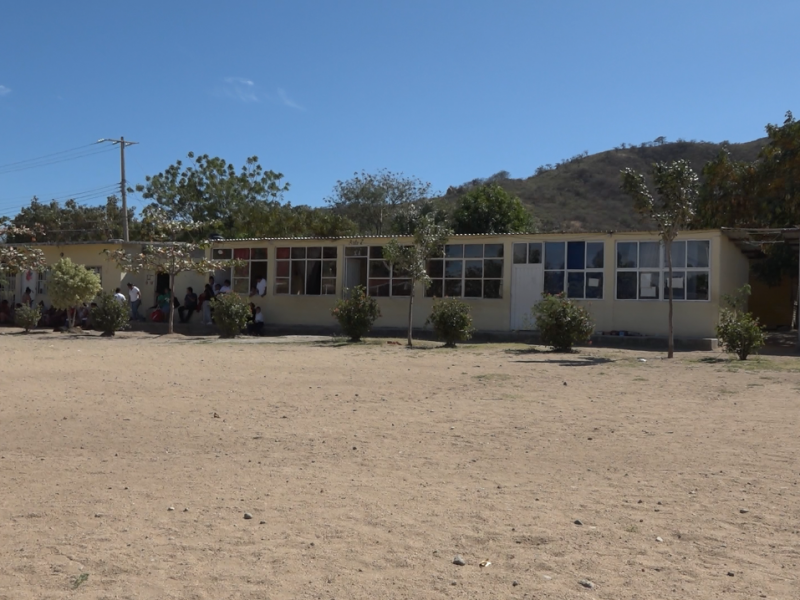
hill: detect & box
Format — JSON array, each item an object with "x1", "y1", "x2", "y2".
[{"x1": 442, "y1": 138, "x2": 766, "y2": 232}]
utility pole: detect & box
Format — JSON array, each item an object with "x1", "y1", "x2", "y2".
[{"x1": 98, "y1": 137, "x2": 138, "y2": 241}]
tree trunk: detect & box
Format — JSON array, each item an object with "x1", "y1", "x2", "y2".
[
  {"x1": 168, "y1": 269, "x2": 175, "y2": 335},
  {"x1": 666, "y1": 238, "x2": 674, "y2": 359},
  {"x1": 406, "y1": 288, "x2": 414, "y2": 347}
]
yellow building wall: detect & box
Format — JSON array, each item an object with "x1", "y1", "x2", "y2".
[{"x1": 19, "y1": 229, "x2": 748, "y2": 339}]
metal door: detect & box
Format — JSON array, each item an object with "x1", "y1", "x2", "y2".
[{"x1": 510, "y1": 264, "x2": 544, "y2": 330}]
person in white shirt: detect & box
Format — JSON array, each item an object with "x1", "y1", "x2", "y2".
[
  {"x1": 114, "y1": 288, "x2": 127, "y2": 304},
  {"x1": 219, "y1": 279, "x2": 232, "y2": 294},
  {"x1": 247, "y1": 306, "x2": 264, "y2": 335},
  {"x1": 127, "y1": 283, "x2": 144, "y2": 321},
  {"x1": 256, "y1": 276, "x2": 266, "y2": 297}
]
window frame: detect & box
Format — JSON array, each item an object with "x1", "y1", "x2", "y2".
[
  {"x1": 274, "y1": 246, "x2": 337, "y2": 296},
  {"x1": 426, "y1": 242, "x2": 505, "y2": 300},
  {"x1": 614, "y1": 239, "x2": 711, "y2": 302},
  {"x1": 230, "y1": 248, "x2": 268, "y2": 295},
  {"x1": 542, "y1": 240, "x2": 605, "y2": 299}
]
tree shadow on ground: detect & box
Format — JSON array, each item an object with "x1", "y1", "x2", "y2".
[{"x1": 510, "y1": 355, "x2": 616, "y2": 367}]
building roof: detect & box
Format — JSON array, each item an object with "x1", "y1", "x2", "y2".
[{"x1": 721, "y1": 227, "x2": 800, "y2": 259}]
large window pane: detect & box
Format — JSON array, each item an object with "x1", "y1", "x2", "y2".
[
  {"x1": 427, "y1": 280, "x2": 443, "y2": 298},
  {"x1": 669, "y1": 241, "x2": 686, "y2": 268},
  {"x1": 687, "y1": 271, "x2": 709, "y2": 300},
  {"x1": 664, "y1": 271, "x2": 685, "y2": 300},
  {"x1": 322, "y1": 278, "x2": 336, "y2": 295},
  {"x1": 276, "y1": 260, "x2": 290, "y2": 277},
  {"x1": 638, "y1": 271, "x2": 660, "y2": 299},
  {"x1": 617, "y1": 242, "x2": 637, "y2": 268},
  {"x1": 274, "y1": 278, "x2": 289, "y2": 294},
  {"x1": 234, "y1": 264, "x2": 249, "y2": 278},
  {"x1": 368, "y1": 278, "x2": 390, "y2": 296},
  {"x1": 545, "y1": 242, "x2": 565, "y2": 270},
  {"x1": 233, "y1": 278, "x2": 250, "y2": 294},
  {"x1": 445, "y1": 279, "x2": 462, "y2": 297},
  {"x1": 567, "y1": 241, "x2": 585, "y2": 270},
  {"x1": 369, "y1": 260, "x2": 390, "y2": 278},
  {"x1": 529, "y1": 243, "x2": 542, "y2": 264},
  {"x1": 465, "y1": 260, "x2": 483, "y2": 278},
  {"x1": 484, "y1": 259, "x2": 503, "y2": 278},
  {"x1": 427, "y1": 259, "x2": 443, "y2": 278},
  {"x1": 233, "y1": 248, "x2": 250, "y2": 260},
  {"x1": 369, "y1": 246, "x2": 384, "y2": 259},
  {"x1": 323, "y1": 246, "x2": 337, "y2": 259},
  {"x1": 345, "y1": 246, "x2": 367, "y2": 257},
  {"x1": 513, "y1": 243, "x2": 527, "y2": 264},
  {"x1": 445, "y1": 260, "x2": 462, "y2": 278},
  {"x1": 484, "y1": 244, "x2": 503, "y2": 258},
  {"x1": 214, "y1": 248, "x2": 233, "y2": 260},
  {"x1": 290, "y1": 261, "x2": 305, "y2": 294},
  {"x1": 687, "y1": 241, "x2": 710, "y2": 268},
  {"x1": 252, "y1": 248, "x2": 268, "y2": 260},
  {"x1": 444, "y1": 244, "x2": 463, "y2": 258},
  {"x1": 322, "y1": 260, "x2": 337, "y2": 277},
  {"x1": 586, "y1": 273, "x2": 603, "y2": 299},
  {"x1": 587, "y1": 242, "x2": 604, "y2": 268},
  {"x1": 464, "y1": 280, "x2": 482, "y2": 297},
  {"x1": 464, "y1": 244, "x2": 483, "y2": 258},
  {"x1": 616, "y1": 272, "x2": 637, "y2": 299},
  {"x1": 544, "y1": 271, "x2": 564, "y2": 295},
  {"x1": 639, "y1": 242, "x2": 659, "y2": 268},
  {"x1": 276, "y1": 247, "x2": 290, "y2": 260},
  {"x1": 291, "y1": 247, "x2": 306, "y2": 259},
  {"x1": 307, "y1": 247, "x2": 322, "y2": 259},
  {"x1": 306, "y1": 261, "x2": 322, "y2": 295},
  {"x1": 392, "y1": 279, "x2": 412, "y2": 296},
  {"x1": 483, "y1": 280, "x2": 502, "y2": 299},
  {"x1": 567, "y1": 272, "x2": 585, "y2": 298}
]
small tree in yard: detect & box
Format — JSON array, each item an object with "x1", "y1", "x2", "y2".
[
  {"x1": 105, "y1": 208, "x2": 239, "y2": 334},
  {"x1": 211, "y1": 292, "x2": 251, "y2": 338},
  {"x1": 426, "y1": 298, "x2": 475, "y2": 348},
  {"x1": 91, "y1": 290, "x2": 129, "y2": 336},
  {"x1": 717, "y1": 284, "x2": 766, "y2": 361},
  {"x1": 532, "y1": 293, "x2": 594, "y2": 352},
  {"x1": 331, "y1": 285, "x2": 381, "y2": 342},
  {"x1": 621, "y1": 160, "x2": 699, "y2": 358},
  {"x1": 383, "y1": 214, "x2": 451, "y2": 347},
  {"x1": 14, "y1": 304, "x2": 41, "y2": 333},
  {"x1": 48, "y1": 258, "x2": 102, "y2": 329}
]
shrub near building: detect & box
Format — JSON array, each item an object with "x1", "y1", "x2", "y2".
[
  {"x1": 426, "y1": 298, "x2": 474, "y2": 348},
  {"x1": 531, "y1": 292, "x2": 594, "y2": 352},
  {"x1": 331, "y1": 285, "x2": 381, "y2": 342}
]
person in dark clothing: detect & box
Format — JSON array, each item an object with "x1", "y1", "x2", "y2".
[
  {"x1": 178, "y1": 287, "x2": 199, "y2": 323},
  {"x1": 201, "y1": 283, "x2": 215, "y2": 325}
]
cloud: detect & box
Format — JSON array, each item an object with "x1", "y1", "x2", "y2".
[
  {"x1": 221, "y1": 77, "x2": 258, "y2": 103},
  {"x1": 277, "y1": 88, "x2": 304, "y2": 111},
  {"x1": 0, "y1": 85, "x2": 10, "y2": 96}
]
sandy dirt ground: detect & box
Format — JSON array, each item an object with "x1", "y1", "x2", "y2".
[{"x1": 1, "y1": 330, "x2": 799, "y2": 600}]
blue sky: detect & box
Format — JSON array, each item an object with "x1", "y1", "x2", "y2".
[{"x1": 1, "y1": 0, "x2": 798, "y2": 220}]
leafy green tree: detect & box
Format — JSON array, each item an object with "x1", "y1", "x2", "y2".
[
  {"x1": 716, "y1": 285, "x2": 766, "y2": 360},
  {"x1": 531, "y1": 293, "x2": 594, "y2": 352},
  {"x1": 331, "y1": 285, "x2": 381, "y2": 342},
  {"x1": 325, "y1": 169, "x2": 433, "y2": 235},
  {"x1": 621, "y1": 160, "x2": 699, "y2": 358},
  {"x1": 48, "y1": 258, "x2": 102, "y2": 328},
  {"x1": 383, "y1": 214, "x2": 451, "y2": 347},
  {"x1": 136, "y1": 153, "x2": 289, "y2": 239},
  {"x1": 0, "y1": 224, "x2": 46, "y2": 280},
  {"x1": 14, "y1": 304, "x2": 41, "y2": 333},
  {"x1": 7, "y1": 196, "x2": 134, "y2": 243},
  {"x1": 210, "y1": 292, "x2": 251, "y2": 338},
  {"x1": 426, "y1": 298, "x2": 474, "y2": 347},
  {"x1": 452, "y1": 184, "x2": 533, "y2": 234},
  {"x1": 105, "y1": 208, "x2": 240, "y2": 334},
  {"x1": 389, "y1": 199, "x2": 449, "y2": 235},
  {"x1": 91, "y1": 290, "x2": 129, "y2": 336}
]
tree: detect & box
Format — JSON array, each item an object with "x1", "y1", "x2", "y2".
[
  {"x1": 7, "y1": 196, "x2": 134, "y2": 242},
  {"x1": 383, "y1": 214, "x2": 451, "y2": 347},
  {"x1": 48, "y1": 258, "x2": 102, "y2": 328},
  {"x1": 0, "y1": 224, "x2": 46, "y2": 282},
  {"x1": 91, "y1": 290, "x2": 129, "y2": 336},
  {"x1": 136, "y1": 153, "x2": 289, "y2": 239},
  {"x1": 451, "y1": 184, "x2": 534, "y2": 234},
  {"x1": 325, "y1": 169, "x2": 433, "y2": 235},
  {"x1": 104, "y1": 208, "x2": 240, "y2": 334},
  {"x1": 389, "y1": 199, "x2": 449, "y2": 235},
  {"x1": 621, "y1": 160, "x2": 699, "y2": 358},
  {"x1": 716, "y1": 285, "x2": 766, "y2": 361}
]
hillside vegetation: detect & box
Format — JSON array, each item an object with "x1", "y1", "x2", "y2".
[{"x1": 442, "y1": 138, "x2": 765, "y2": 232}]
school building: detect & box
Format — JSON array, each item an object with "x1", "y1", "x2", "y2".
[{"x1": 6, "y1": 227, "x2": 793, "y2": 345}]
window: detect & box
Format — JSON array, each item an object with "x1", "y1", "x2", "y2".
[
  {"x1": 275, "y1": 246, "x2": 337, "y2": 295},
  {"x1": 616, "y1": 240, "x2": 710, "y2": 301},
  {"x1": 512, "y1": 242, "x2": 542, "y2": 265},
  {"x1": 36, "y1": 270, "x2": 48, "y2": 296},
  {"x1": 231, "y1": 248, "x2": 268, "y2": 294},
  {"x1": 542, "y1": 241, "x2": 604, "y2": 299},
  {"x1": 426, "y1": 243, "x2": 504, "y2": 299},
  {"x1": 344, "y1": 246, "x2": 410, "y2": 297},
  {"x1": 1, "y1": 274, "x2": 15, "y2": 301}
]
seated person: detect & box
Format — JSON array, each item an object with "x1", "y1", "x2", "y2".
[
  {"x1": 219, "y1": 279, "x2": 232, "y2": 294},
  {"x1": 178, "y1": 287, "x2": 198, "y2": 323},
  {"x1": 157, "y1": 289, "x2": 172, "y2": 314},
  {"x1": 247, "y1": 306, "x2": 264, "y2": 335},
  {"x1": 76, "y1": 304, "x2": 90, "y2": 328},
  {"x1": 0, "y1": 299, "x2": 11, "y2": 324}
]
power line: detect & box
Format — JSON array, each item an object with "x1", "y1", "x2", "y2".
[
  {"x1": 0, "y1": 183, "x2": 120, "y2": 208},
  {"x1": 0, "y1": 142, "x2": 100, "y2": 170},
  {"x1": 0, "y1": 146, "x2": 116, "y2": 175}
]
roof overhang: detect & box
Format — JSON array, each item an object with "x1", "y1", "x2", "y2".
[{"x1": 721, "y1": 227, "x2": 800, "y2": 259}]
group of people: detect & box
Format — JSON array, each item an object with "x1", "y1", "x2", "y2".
[
  {"x1": 0, "y1": 297, "x2": 96, "y2": 330},
  {"x1": 123, "y1": 276, "x2": 264, "y2": 333}
]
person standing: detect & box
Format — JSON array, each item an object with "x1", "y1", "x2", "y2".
[
  {"x1": 179, "y1": 287, "x2": 198, "y2": 323},
  {"x1": 202, "y1": 283, "x2": 215, "y2": 325},
  {"x1": 114, "y1": 287, "x2": 127, "y2": 304},
  {"x1": 127, "y1": 282, "x2": 144, "y2": 321}
]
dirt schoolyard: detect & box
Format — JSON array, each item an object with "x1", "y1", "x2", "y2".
[{"x1": 1, "y1": 331, "x2": 799, "y2": 599}]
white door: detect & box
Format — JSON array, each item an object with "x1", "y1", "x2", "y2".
[{"x1": 511, "y1": 264, "x2": 544, "y2": 330}]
